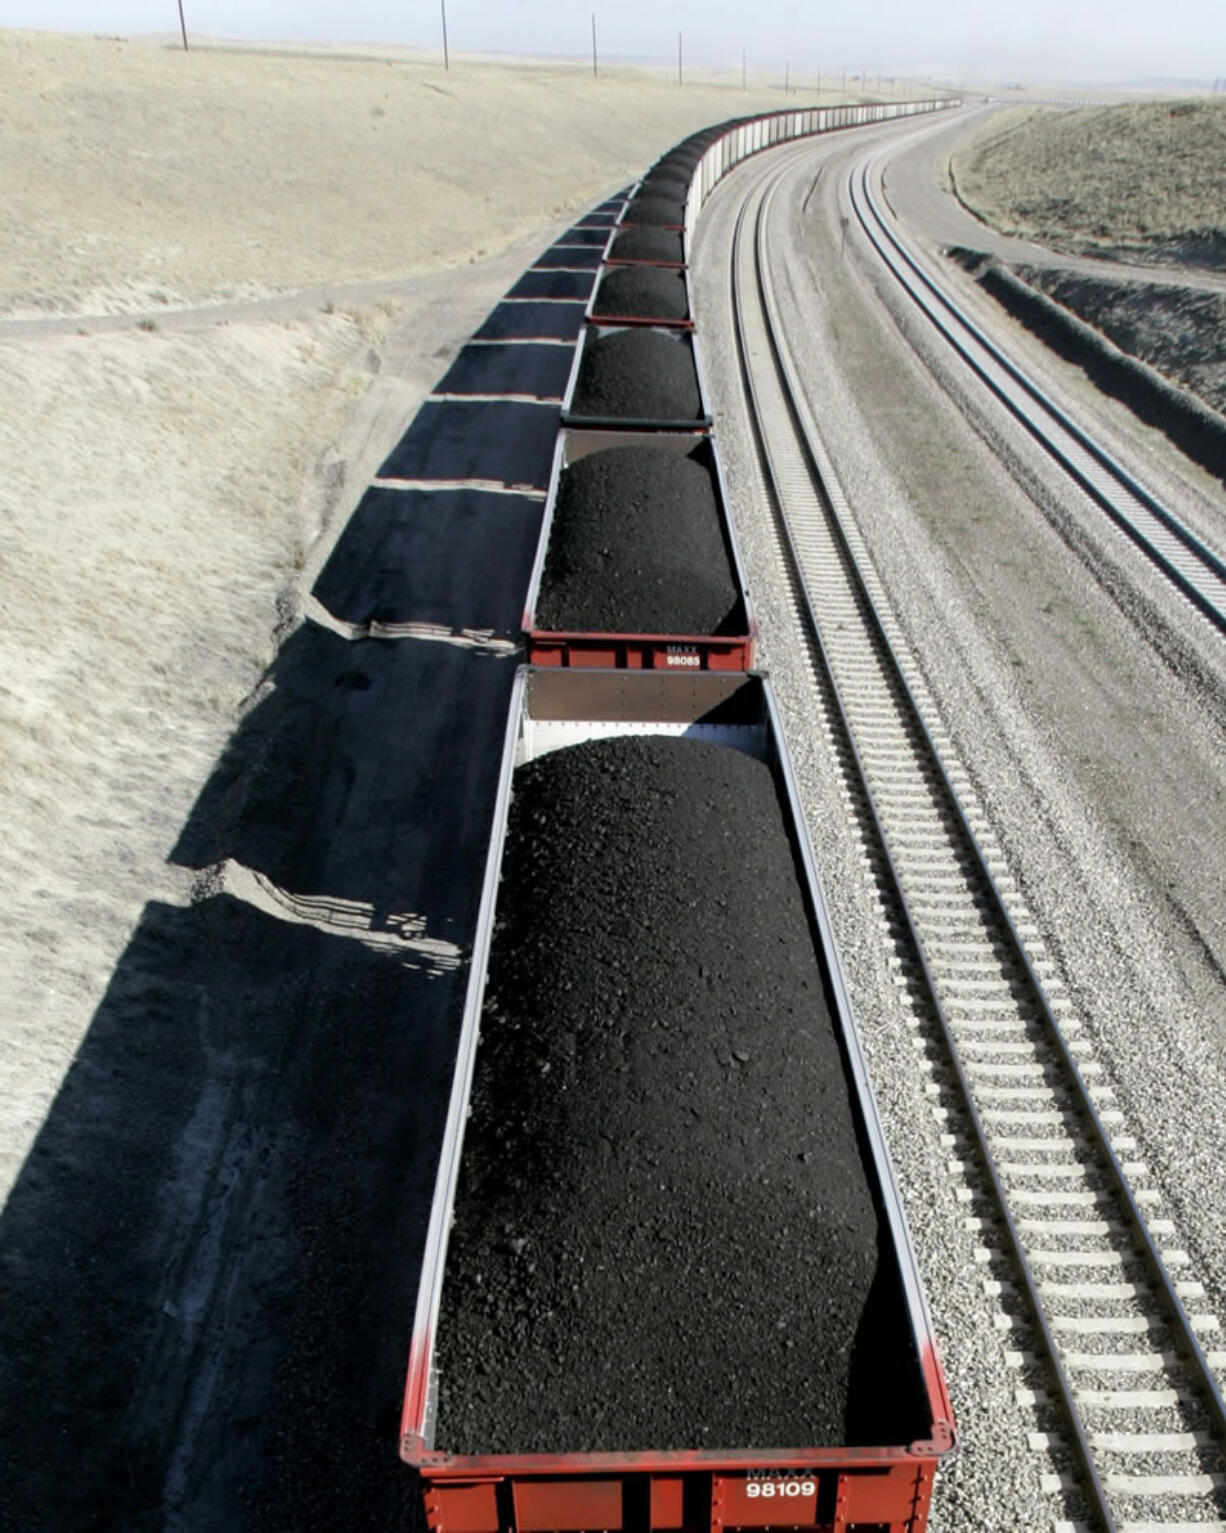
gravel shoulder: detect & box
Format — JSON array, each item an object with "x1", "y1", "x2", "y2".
[
  {"x1": 693, "y1": 116, "x2": 1226, "y2": 1530},
  {"x1": 797, "y1": 112, "x2": 1226, "y2": 1345}
]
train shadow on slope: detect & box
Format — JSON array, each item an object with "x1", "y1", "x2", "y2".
[{"x1": 0, "y1": 625, "x2": 519, "y2": 1531}]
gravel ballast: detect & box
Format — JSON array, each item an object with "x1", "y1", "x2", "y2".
[
  {"x1": 433, "y1": 734, "x2": 920, "y2": 1456},
  {"x1": 610, "y1": 226, "x2": 685, "y2": 264},
  {"x1": 570, "y1": 328, "x2": 702, "y2": 422},
  {"x1": 535, "y1": 443, "x2": 740, "y2": 634},
  {"x1": 592, "y1": 265, "x2": 689, "y2": 322}
]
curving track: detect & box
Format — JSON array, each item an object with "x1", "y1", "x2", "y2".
[
  {"x1": 719, "y1": 132, "x2": 1226, "y2": 1533},
  {"x1": 849, "y1": 150, "x2": 1226, "y2": 640}
]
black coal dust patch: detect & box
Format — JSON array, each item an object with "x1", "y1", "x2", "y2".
[
  {"x1": 569, "y1": 329, "x2": 701, "y2": 423},
  {"x1": 592, "y1": 266, "x2": 689, "y2": 322},
  {"x1": 609, "y1": 226, "x2": 685, "y2": 264},
  {"x1": 534, "y1": 445, "x2": 739, "y2": 635},
  {"x1": 434, "y1": 735, "x2": 887, "y2": 1455}
]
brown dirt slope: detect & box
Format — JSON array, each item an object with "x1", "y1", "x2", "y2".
[
  {"x1": 952, "y1": 100, "x2": 1226, "y2": 268},
  {"x1": 1020, "y1": 266, "x2": 1226, "y2": 415}
]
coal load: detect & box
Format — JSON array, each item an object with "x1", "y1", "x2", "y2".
[
  {"x1": 624, "y1": 193, "x2": 685, "y2": 226},
  {"x1": 640, "y1": 172, "x2": 690, "y2": 199},
  {"x1": 434, "y1": 735, "x2": 884, "y2": 1454},
  {"x1": 610, "y1": 226, "x2": 684, "y2": 264},
  {"x1": 535, "y1": 444, "x2": 738, "y2": 635},
  {"x1": 592, "y1": 266, "x2": 689, "y2": 322},
  {"x1": 570, "y1": 329, "x2": 701, "y2": 422}
]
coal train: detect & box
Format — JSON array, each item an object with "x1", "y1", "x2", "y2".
[{"x1": 401, "y1": 97, "x2": 958, "y2": 1533}]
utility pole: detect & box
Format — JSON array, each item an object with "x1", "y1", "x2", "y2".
[
  {"x1": 677, "y1": 31, "x2": 682, "y2": 86},
  {"x1": 841, "y1": 65, "x2": 846, "y2": 95},
  {"x1": 440, "y1": 0, "x2": 449, "y2": 70},
  {"x1": 591, "y1": 13, "x2": 598, "y2": 79},
  {"x1": 176, "y1": 0, "x2": 188, "y2": 50}
]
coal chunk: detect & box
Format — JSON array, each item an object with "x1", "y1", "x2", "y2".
[
  {"x1": 624, "y1": 193, "x2": 685, "y2": 226},
  {"x1": 610, "y1": 226, "x2": 684, "y2": 264},
  {"x1": 535, "y1": 444, "x2": 739, "y2": 634},
  {"x1": 592, "y1": 266, "x2": 689, "y2": 322},
  {"x1": 433, "y1": 735, "x2": 887, "y2": 1454},
  {"x1": 570, "y1": 329, "x2": 701, "y2": 423}
]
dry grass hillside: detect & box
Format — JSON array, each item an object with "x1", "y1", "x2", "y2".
[
  {"x1": 952, "y1": 99, "x2": 1226, "y2": 267},
  {"x1": 0, "y1": 29, "x2": 796, "y2": 317},
  {"x1": 0, "y1": 26, "x2": 819, "y2": 1202}
]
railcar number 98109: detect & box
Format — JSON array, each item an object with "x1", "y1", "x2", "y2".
[{"x1": 744, "y1": 1479, "x2": 816, "y2": 1499}]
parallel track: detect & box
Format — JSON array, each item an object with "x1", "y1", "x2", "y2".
[
  {"x1": 850, "y1": 150, "x2": 1226, "y2": 639},
  {"x1": 728, "y1": 144, "x2": 1226, "y2": 1533}
]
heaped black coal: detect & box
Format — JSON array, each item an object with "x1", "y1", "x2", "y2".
[
  {"x1": 433, "y1": 735, "x2": 885, "y2": 1455},
  {"x1": 609, "y1": 226, "x2": 685, "y2": 264},
  {"x1": 623, "y1": 193, "x2": 685, "y2": 226},
  {"x1": 639, "y1": 171, "x2": 690, "y2": 199},
  {"x1": 569, "y1": 329, "x2": 701, "y2": 423},
  {"x1": 592, "y1": 266, "x2": 689, "y2": 323},
  {"x1": 535, "y1": 443, "x2": 738, "y2": 634}
]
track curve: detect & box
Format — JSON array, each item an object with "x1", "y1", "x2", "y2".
[
  {"x1": 850, "y1": 146, "x2": 1226, "y2": 641},
  {"x1": 726, "y1": 136, "x2": 1226, "y2": 1533}
]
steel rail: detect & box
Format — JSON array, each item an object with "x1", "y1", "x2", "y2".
[
  {"x1": 725, "y1": 140, "x2": 1226, "y2": 1531},
  {"x1": 849, "y1": 153, "x2": 1226, "y2": 638},
  {"x1": 727, "y1": 157, "x2": 1115, "y2": 1533}
]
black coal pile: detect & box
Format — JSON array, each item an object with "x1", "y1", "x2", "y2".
[
  {"x1": 433, "y1": 734, "x2": 886, "y2": 1454},
  {"x1": 624, "y1": 193, "x2": 685, "y2": 226},
  {"x1": 610, "y1": 226, "x2": 684, "y2": 264},
  {"x1": 535, "y1": 444, "x2": 739, "y2": 635},
  {"x1": 570, "y1": 329, "x2": 701, "y2": 422},
  {"x1": 640, "y1": 172, "x2": 690, "y2": 199},
  {"x1": 592, "y1": 266, "x2": 689, "y2": 322}
]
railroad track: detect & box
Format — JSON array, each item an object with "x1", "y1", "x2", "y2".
[
  {"x1": 728, "y1": 145, "x2": 1226, "y2": 1532},
  {"x1": 849, "y1": 148, "x2": 1226, "y2": 640}
]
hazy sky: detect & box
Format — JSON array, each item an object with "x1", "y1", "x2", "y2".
[{"x1": 2, "y1": 0, "x2": 1223, "y2": 84}]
